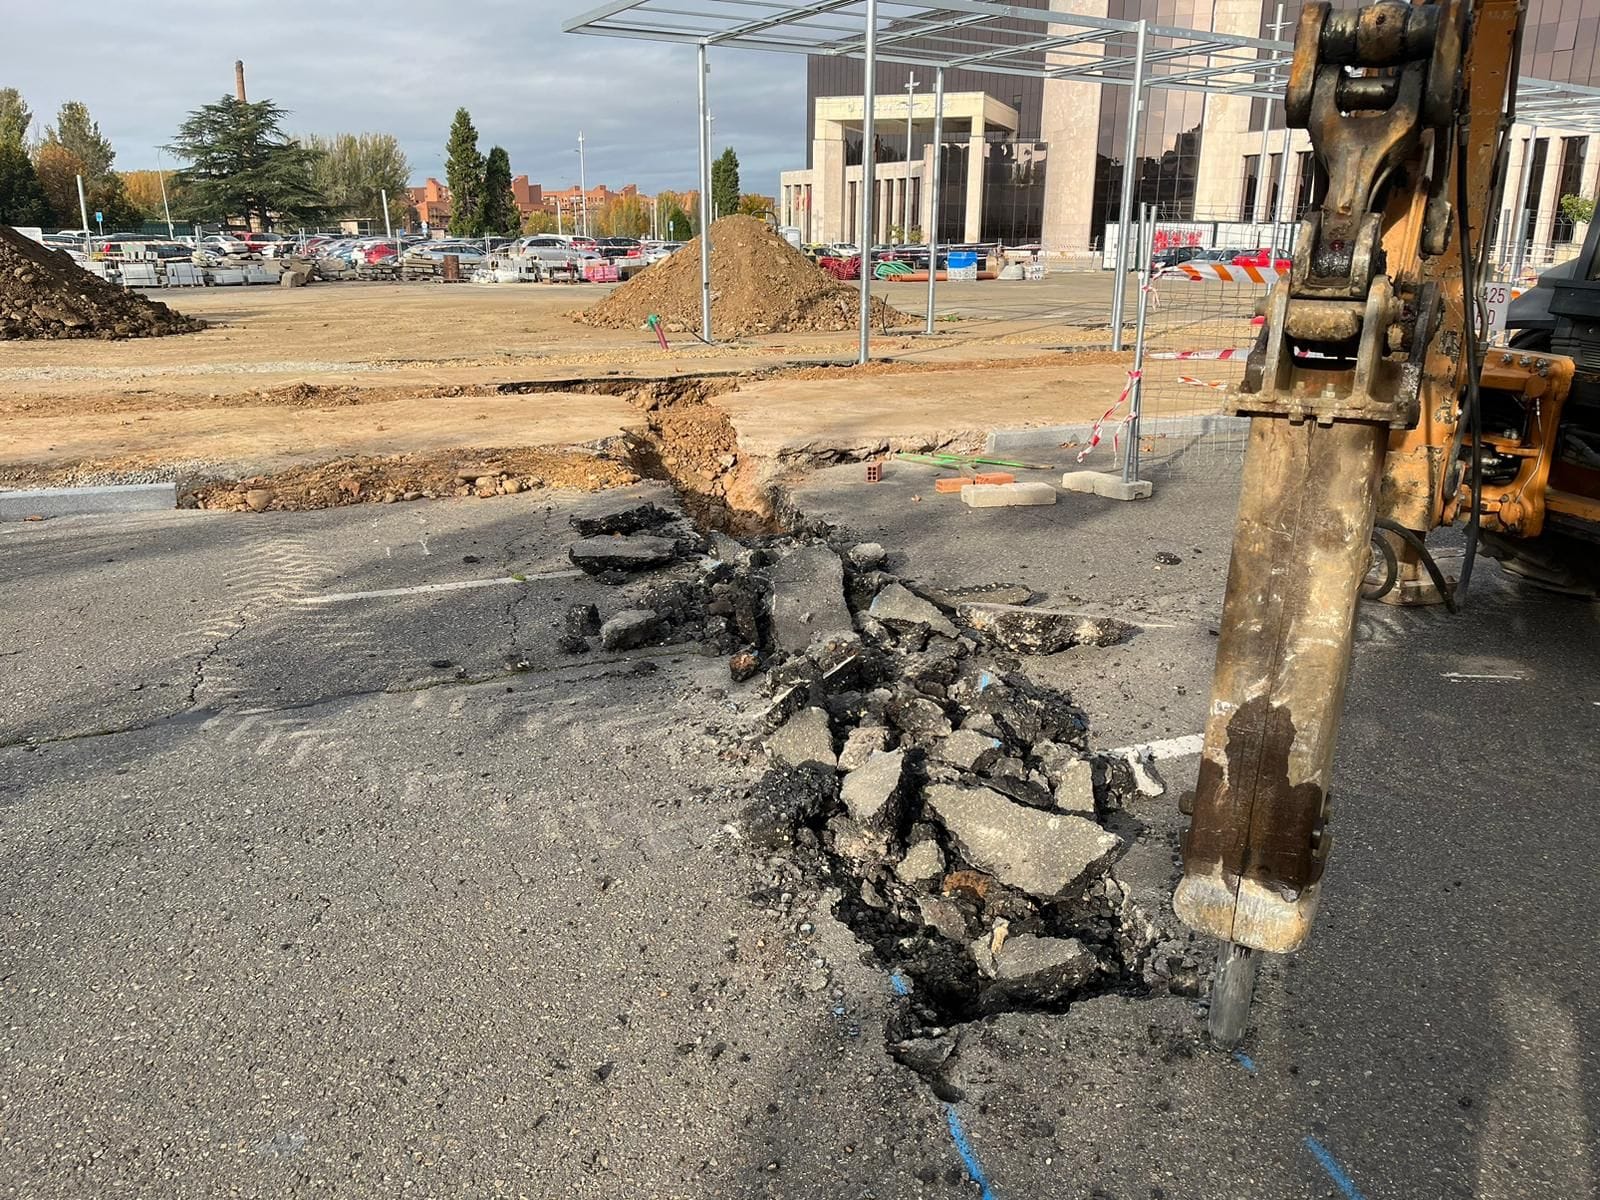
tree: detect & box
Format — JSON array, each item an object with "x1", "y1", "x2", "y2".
[
  {"x1": 85, "y1": 174, "x2": 142, "y2": 232},
  {"x1": 737, "y1": 193, "x2": 775, "y2": 218},
  {"x1": 0, "y1": 87, "x2": 31, "y2": 148},
  {"x1": 711, "y1": 147, "x2": 740, "y2": 220},
  {"x1": 444, "y1": 108, "x2": 485, "y2": 237},
  {"x1": 522, "y1": 209, "x2": 558, "y2": 235},
  {"x1": 476, "y1": 145, "x2": 518, "y2": 236},
  {"x1": 655, "y1": 189, "x2": 696, "y2": 240},
  {"x1": 121, "y1": 169, "x2": 180, "y2": 221},
  {"x1": 45, "y1": 102, "x2": 114, "y2": 183},
  {"x1": 308, "y1": 132, "x2": 411, "y2": 228},
  {"x1": 168, "y1": 96, "x2": 324, "y2": 229},
  {"x1": 1560, "y1": 192, "x2": 1596, "y2": 228},
  {"x1": 32, "y1": 142, "x2": 84, "y2": 227},
  {"x1": 0, "y1": 139, "x2": 49, "y2": 226},
  {"x1": 594, "y1": 193, "x2": 650, "y2": 237}
]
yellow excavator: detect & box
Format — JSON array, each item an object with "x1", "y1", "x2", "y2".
[{"x1": 1174, "y1": 0, "x2": 1600, "y2": 1044}]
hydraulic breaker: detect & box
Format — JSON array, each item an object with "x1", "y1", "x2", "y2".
[{"x1": 1174, "y1": 0, "x2": 1522, "y2": 1045}]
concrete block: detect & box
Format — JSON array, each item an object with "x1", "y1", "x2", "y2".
[
  {"x1": 1060, "y1": 471, "x2": 1153, "y2": 501},
  {"x1": 960, "y1": 482, "x2": 1056, "y2": 508},
  {"x1": 0, "y1": 482, "x2": 176, "y2": 520}
]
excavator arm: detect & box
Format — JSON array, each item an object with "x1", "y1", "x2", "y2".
[{"x1": 1173, "y1": 0, "x2": 1528, "y2": 1045}]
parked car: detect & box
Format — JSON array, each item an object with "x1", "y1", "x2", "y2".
[
  {"x1": 512, "y1": 236, "x2": 588, "y2": 271},
  {"x1": 1151, "y1": 245, "x2": 1207, "y2": 269},
  {"x1": 200, "y1": 234, "x2": 250, "y2": 256},
  {"x1": 641, "y1": 241, "x2": 683, "y2": 264},
  {"x1": 1231, "y1": 247, "x2": 1292, "y2": 271},
  {"x1": 400, "y1": 241, "x2": 487, "y2": 267},
  {"x1": 595, "y1": 236, "x2": 642, "y2": 260}
]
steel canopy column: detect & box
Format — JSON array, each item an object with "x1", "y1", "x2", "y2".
[
  {"x1": 1505, "y1": 125, "x2": 1537, "y2": 283},
  {"x1": 1109, "y1": 20, "x2": 1147, "y2": 352},
  {"x1": 697, "y1": 41, "x2": 714, "y2": 343},
  {"x1": 857, "y1": 0, "x2": 879, "y2": 365},
  {"x1": 925, "y1": 66, "x2": 945, "y2": 336}
]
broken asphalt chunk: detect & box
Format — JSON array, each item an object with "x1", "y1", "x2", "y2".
[
  {"x1": 840, "y1": 748, "x2": 906, "y2": 830},
  {"x1": 767, "y1": 544, "x2": 854, "y2": 656},
  {"x1": 924, "y1": 783, "x2": 1121, "y2": 900},
  {"x1": 569, "y1": 497, "x2": 674, "y2": 537},
  {"x1": 955, "y1": 603, "x2": 1133, "y2": 655},
  {"x1": 599, "y1": 608, "x2": 663, "y2": 650},
  {"x1": 868, "y1": 582, "x2": 958, "y2": 637},
  {"x1": 767, "y1": 706, "x2": 837, "y2": 771},
  {"x1": 568, "y1": 534, "x2": 677, "y2": 576}
]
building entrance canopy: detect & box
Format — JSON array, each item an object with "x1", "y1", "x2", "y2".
[{"x1": 566, "y1": 0, "x2": 1600, "y2": 360}]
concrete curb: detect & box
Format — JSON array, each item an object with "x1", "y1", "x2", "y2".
[
  {"x1": 0, "y1": 483, "x2": 177, "y2": 521},
  {"x1": 987, "y1": 414, "x2": 1249, "y2": 455}
]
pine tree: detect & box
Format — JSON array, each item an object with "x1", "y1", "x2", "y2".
[
  {"x1": 711, "y1": 147, "x2": 740, "y2": 221},
  {"x1": 444, "y1": 108, "x2": 485, "y2": 237},
  {"x1": 0, "y1": 88, "x2": 31, "y2": 149},
  {"x1": 168, "y1": 96, "x2": 325, "y2": 229},
  {"x1": 476, "y1": 146, "x2": 518, "y2": 236},
  {"x1": 46, "y1": 102, "x2": 114, "y2": 182},
  {"x1": 0, "y1": 139, "x2": 49, "y2": 226}
]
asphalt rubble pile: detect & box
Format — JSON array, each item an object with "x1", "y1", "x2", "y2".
[
  {"x1": 558, "y1": 493, "x2": 1201, "y2": 1098},
  {"x1": 0, "y1": 224, "x2": 205, "y2": 341}
]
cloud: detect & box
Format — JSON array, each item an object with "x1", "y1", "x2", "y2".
[{"x1": 1, "y1": 0, "x2": 805, "y2": 194}]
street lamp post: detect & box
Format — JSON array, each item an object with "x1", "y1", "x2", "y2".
[
  {"x1": 577, "y1": 132, "x2": 589, "y2": 238},
  {"x1": 904, "y1": 74, "x2": 918, "y2": 245}
]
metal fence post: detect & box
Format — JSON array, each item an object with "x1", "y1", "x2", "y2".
[
  {"x1": 1123, "y1": 203, "x2": 1154, "y2": 485},
  {"x1": 858, "y1": 0, "x2": 880, "y2": 365},
  {"x1": 1109, "y1": 20, "x2": 1148, "y2": 352},
  {"x1": 925, "y1": 65, "x2": 945, "y2": 336},
  {"x1": 697, "y1": 42, "x2": 714, "y2": 343}
]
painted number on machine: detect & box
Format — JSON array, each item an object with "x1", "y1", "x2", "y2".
[{"x1": 1482, "y1": 283, "x2": 1512, "y2": 338}]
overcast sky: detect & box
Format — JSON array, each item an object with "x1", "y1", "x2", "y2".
[{"x1": 3, "y1": 0, "x2": 806, "y2": 195}]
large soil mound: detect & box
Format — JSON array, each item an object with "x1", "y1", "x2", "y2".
[
  {"x1": 0, "y1": 225, "x2": 205, "y2": 341},
  {"x1": 577, "y1": 215, "x2": 909, "y2": 337}
]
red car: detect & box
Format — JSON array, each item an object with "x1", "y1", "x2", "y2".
[{"x1": 1231, "y1": 248, "x2": 1291, "y2": 271}]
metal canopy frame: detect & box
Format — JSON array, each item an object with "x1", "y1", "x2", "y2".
[{"x1": 565, "y1": 0, "x2": 1600, "y2": 360}]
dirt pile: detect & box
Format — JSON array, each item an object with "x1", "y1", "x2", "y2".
[
  {"x1": 0, "y1": 226, "x2": 205, "y2": 341},
  {"x1": 577, "y1": 215, "x2": 910, "y2": 337}
]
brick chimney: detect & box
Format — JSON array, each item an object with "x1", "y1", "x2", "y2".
[{"x1": 235, "y1": 60, "x2": 247, "y2": 102}]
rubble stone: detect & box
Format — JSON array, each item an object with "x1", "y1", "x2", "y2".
[
  {"x1": 839, "y1": 724, "x2": 892, "y2": 771},
  {"x1": 896, "y1": 839, "x2": 946, "y2": 884},
  {"x1": 767, "y1": 545, "x2": 853, "y2": 655},
  {"x1": 569, "y1": 535, "x2": 677, "y2": 575},
  {"x1": 847, "y1": 542, "x2": 887, "y2": 570},
  {"x1": 916, "y1": 895, "x2": 970, "y2": 941},
  {"x1": 570, "y1": 497, "x2": 674, "y2": 537},
  {"x1": 917, "y1": 582, "x2": 1036, "y2": 609},
  {"x1": 932, "y1": 729, "x2": 1003, "y2": 772},
  {"x1": 768, "y1": 706, "x2": 836, "y2": 770},
  {"x1": 886, "y1": 694, "x2": 953, "y2": 738},
  {"x1": 986, "y1": 934, "x2": 1097, "y2": 1005},
  {"x1": 868, "y1": 582, "x2": 958, "y2": 636},
  {"x1": 729, "y1": 651, "x2": 761, "y2": 682},
  {"x1": 599, "y1": 608, "x2": 662, "y2": 650},
  {"x1": 1052, "y1": 757, "x2": 1097, "y2": 814},
  {"x1": 840, "y1": 748, "x2": 905, "y2": 829},
  {"x1": 955, "y1": 603, "x2": 1133, "y2": 654},
  {"x1": 924, "y1": 784, "x2": 1121, "y2": 899}
]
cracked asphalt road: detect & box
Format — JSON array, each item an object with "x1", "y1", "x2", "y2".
[{"x1": 3, "y1": 465, "x2": 1598, "y2": 1199}]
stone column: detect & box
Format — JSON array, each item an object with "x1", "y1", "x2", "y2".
[{"x1": 965, "y1": 119, "x2": 986, "y2": 242}]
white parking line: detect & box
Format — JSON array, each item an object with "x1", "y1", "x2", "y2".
[
  {"x1": 1440, "y1": 672, "x2": 1526, "y2": 682},
  {"x1": 294, "y1": 570, "x2": 584, "y2": 605},
  {"x1": 1107, "y1": 732, "x2": 1204, "y2": 760}
]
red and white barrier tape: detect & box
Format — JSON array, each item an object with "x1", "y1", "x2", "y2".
[
  {"x1": 1148, "y1": 347, "x2": 1251, "y2": 360},
  {"x1": 1177, "y1": 375, "x2": 1228, "y2": 391},
  {"x1": 1177, "y1": 262, "x2": 1289, "y2": 285},
  {"x1": 1075, "y1": 370, "x2": 1141, "y2": 464}
]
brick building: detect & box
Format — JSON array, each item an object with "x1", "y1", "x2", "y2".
[{"x1": 406, "y1": 175, "x2": 548, "y2": 231}]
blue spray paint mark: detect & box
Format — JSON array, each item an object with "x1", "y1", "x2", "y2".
[
  {"x1": 945, "y1": 1106, "x2": 997, "y2": 1200},
  {"x1": 889, "y1": 970, "x2": 911, "y2": 996},
  {"x1": 1232, "y1": 1051, "x2": 1258, "y2": 1074},
  {"x1": 1304, "y1": 1136, "x2": 1368, "y2": 1200},
  {"x1": 978, "y1": 671, "x2": 995, "y2": 692}
]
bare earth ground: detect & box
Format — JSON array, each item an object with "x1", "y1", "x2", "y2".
[{"x1": 0, "y1": 275, "x2": 1196, "y2": 502}]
